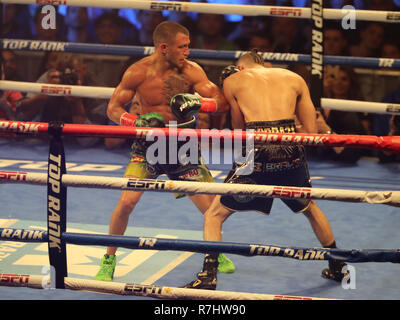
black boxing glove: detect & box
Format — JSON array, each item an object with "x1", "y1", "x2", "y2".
[
  {"x1": 170, "y1": 93, "x2": 216, "y2": 121},
  {"x1": 219, "y1": 65, "x2": 240, "y2": 86}
]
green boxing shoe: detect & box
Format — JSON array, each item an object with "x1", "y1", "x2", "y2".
[
  {"x1": 217, "y1": 254, "x2": 235, "y2": 274},
  {"x1": 94, "y1": 254, "x2": 116, "y2": 281}
]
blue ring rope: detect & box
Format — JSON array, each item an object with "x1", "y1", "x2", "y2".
[
  {"x1": 1, "y1": 39, "x2": 400, "y2": 69},
  {"x1": 1, "y1": 227, "x2": 399, "y2": 264}
]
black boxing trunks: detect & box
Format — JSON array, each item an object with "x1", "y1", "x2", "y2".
[{"x1": 220, "y1": 119, "x2": 312, "y2": 214}]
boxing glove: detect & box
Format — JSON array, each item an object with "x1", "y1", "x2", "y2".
[
  {"x1": 120, "y1": 112, "x2": 164, "y2": 127},
  {"x1": 170, "y1": 93, "x2": 216, "y2": 121},
  {"x1": 219, "y1": 65, "x2": 240, "y2": 86}
]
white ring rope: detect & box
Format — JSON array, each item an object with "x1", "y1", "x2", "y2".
[
  {"x1": 0, "y1": 1, "x2": 397, "y2": 302},
  {"x1": 1, "y1": 171, "x2": 400, "y2": 207},
  {"x1": 0, "y1": 80, "x2": 114, "y2": 100},
  {"x1": 1, "y1": 80, "x2": 399, "y2": 115},
  {"x1": 0, "y1": 274, "x2": 335, "y2": 300},
  {"x1": 2, "y1": 0, "x2": 399, "y2": 23}
]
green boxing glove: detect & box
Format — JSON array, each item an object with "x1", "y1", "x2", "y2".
[{"x1": 120, "y1": 112, "x2": 165, "y2": 128}]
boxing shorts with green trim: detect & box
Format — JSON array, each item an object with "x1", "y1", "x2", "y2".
[
  {"x1": 124, "y1": 116, "x2": 214, "y2": 198},
  {"x1": 220, "y1": 119, "x2": 312, "y2": 214}
]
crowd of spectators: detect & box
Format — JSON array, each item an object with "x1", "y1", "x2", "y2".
[
  {"x1": 3, "y1": 2, "x2": 399, "y2": 55},
  {"x1": 1, "y1": 1, "x2": 399, "y2": 163}
]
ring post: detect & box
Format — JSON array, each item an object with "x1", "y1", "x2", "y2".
[
  {"x1": 310, "y1": 0, "x2": 324, "y2": 114},
  {"x1": 47, "y1": 122, "x2": 68, "y2": 289}
]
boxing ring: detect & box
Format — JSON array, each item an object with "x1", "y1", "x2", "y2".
[{"x1": 1, "y1": 0, "x2": 400, "y2": 302}]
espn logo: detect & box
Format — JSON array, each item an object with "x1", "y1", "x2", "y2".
[
  {"x1": 127, "y1": 178, "x2": 166, "y2": 190},
  {"x1": 124, "y1": 284, "x2": 163, "y2": 295},
  {"x1": 273, "y1": 295, "x2": 312, "y2": 300},
  {"x1": 36, "y1": 0, "x2": 67, "y2": 4},
  {"x1": 0, "y1": 274, "x2": 30, "y2": 284},
  {"x1": 0, "y1": 171, "x2": 27, "y2": 181},
  {"x1": 41, "y1": 85, "x2": 72, "y2": 95},
  {"x1": 272, "y1": 186, "x2": 312, "y2": 198},
  {"x1": 270, "y1": 8, "x2": 302, "y2": 17},
  {"x1": 150, "y1": 2, "x2": 183, "y2": 11},
  {"x1": 387, "y1": 12, "x2": 400, "y2": 21},
  {"x1": 386, "y1": 104, "x2": 400, "y2": 113}
]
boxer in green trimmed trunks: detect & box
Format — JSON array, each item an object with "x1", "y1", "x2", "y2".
[
  {"x1": 185, "y1": 49, "x2": 348, "y2": 290},
  {"x1": 124, "y1": 116, "x2": 213, "y2": 199},
  {"x1": 94, "y1": 21, "x2": 234, "y2": 282}
]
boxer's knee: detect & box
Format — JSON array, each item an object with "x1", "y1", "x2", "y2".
[
  {"x1": 204, "y1": 203, "x2": 233, "y2": 225},
  {"x1": 118, "y1": 191, "x2": 142, "y2": 215},
  {"x1": 302, "y1": 200, "x2": 317, "y2": 216}
]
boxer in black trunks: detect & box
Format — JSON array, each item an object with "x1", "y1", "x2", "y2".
[
  {"x1": 220, "y1": 119, "x2": 312, "y2": 214},
  {"x1": 184, "y1": 49, "x2": 347, "y2": 290}
]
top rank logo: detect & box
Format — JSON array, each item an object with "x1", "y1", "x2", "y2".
[
  {"x1": 311, "y1": 0, "x2": 323, "y2": 79},
  {"x1": 2, "y1": 40, "x2": 66, "y2": 52},
  {"x1": 0, "y1": 121, "x2": 43, "y2": 134}
]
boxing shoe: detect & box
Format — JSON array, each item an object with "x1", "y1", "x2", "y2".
[
  {"x1": 321, "y1": 260, "x2": 349, "y2": 282},
  {"x1": 184, "y1": 270, "x2": 217, "y2": 290},
  {"x1": 94, "y1": 254, "x2": 116, "y2": 281},
  {"x1": 218, "y1": 253, "x2": 235, "y2": 274},
  {"x1": 184, "y1": 253, "x2": 218, "y2": 290}
]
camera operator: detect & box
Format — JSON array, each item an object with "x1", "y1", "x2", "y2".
[{"x1": 17, "y1": 60, "x2": 100, "y2": 146}]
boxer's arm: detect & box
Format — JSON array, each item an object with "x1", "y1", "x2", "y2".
[
  {"x1": 223, "y1": 78, "x2": 245, "y2": 129},
  {"x1": 107, "y1": 66, "x2": 143, "y2": 125},
  {"x1": 295, "y1": 77, "x2": 318, "y2": 134},
  {"x1": 191, "y1": 64, "x2": 229, "y2": 114}
]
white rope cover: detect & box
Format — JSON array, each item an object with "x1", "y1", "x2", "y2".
[
  {"x1": 1, "y1": 80, "x2": 399, "y2": 115},
  {"x1": 1, "y1": 171, "x2": 399, "y2": 207},
  {"x1": 1, "y1": 0, "x2": 399, "y2": 22},
  {"x1": 0, "y1": 273, "x2": 335, "y2": 300}
]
